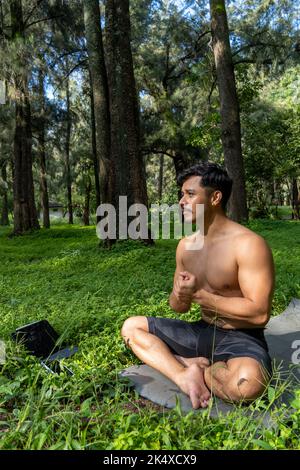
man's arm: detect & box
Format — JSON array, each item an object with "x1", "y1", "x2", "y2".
[
  {"x1": 192, "y1": 235, "x2": 275, "y2": 327},
  {"x1": 169, "y1": 240, "x2": 195, "y2": 313}
]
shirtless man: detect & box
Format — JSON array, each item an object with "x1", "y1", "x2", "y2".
[{"x1": 121, "y1": 162, "x2": 275, "y2": 409}]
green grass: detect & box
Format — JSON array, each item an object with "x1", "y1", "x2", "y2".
[
  {"x1": 0, "y1": 220, "x2": 299, "y2": 449},
  {"x1": 275, "y1": 205, "x2": 293, "y2": 219}
]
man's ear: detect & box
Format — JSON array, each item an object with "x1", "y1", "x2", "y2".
[{"x1": 211, "y1": 190, "x2": 222, "y2": 207}]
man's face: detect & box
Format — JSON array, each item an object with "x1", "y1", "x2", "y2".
[{"x1": 179, "y1": 176, "x2": 210, "y2": 224}]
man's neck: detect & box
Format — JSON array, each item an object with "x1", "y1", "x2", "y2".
[{"x1": 203, "y1": 210, "x2": 228, "y2": 237}]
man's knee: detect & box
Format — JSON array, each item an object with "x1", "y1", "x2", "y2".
[
  {"x1": 226, "y1": 364, "x2": 267, "y2": 401},
  {"x1": 121, "y1": 316, "x2": 149, "y2": 341}
]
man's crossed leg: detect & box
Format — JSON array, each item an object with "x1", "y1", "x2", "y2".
[{"x1": 121, "y1": 316, "x2": 269, "y2": 409}]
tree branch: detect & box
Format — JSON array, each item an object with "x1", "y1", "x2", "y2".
[
  {"x1": 232, "y1": 41, "x2": 284, "y2": 57},
  {"x1": 25, "y1": 15, "x2": 63, "y2": 30},
  {"x1": 208, "y1": 76, "x2": 217, "y2": 106},
  {"x1": 233, "y1": 58, "x2": 273, "y2": 66},
  {"x1": 176, "y1": 31, "x2": 210, "y2": 65},
  {"x1": 142, "y1": 147, "x2": 175, "y2": 159},
  {"x1": 161, "y1": 31, "x2": 211, "y2": 89},
  {"x1": 51, "y1": 59, "x2": 88, "y2": 95},
  {"x1": 66, "y1": 59, "x2": 88, "y2": 78},
  {"x1": 24, "y1": 0, "x2": 46, "y2": 27},
  {"x1": 48, "y1": 49, "x2": 87, "y2": 69}
]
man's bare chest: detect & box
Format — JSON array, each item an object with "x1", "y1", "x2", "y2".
[{"x1": 182, "y1": 241, "x2": 240, "y2": 295}]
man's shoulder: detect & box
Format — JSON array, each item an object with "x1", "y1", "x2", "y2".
[
  {"x1": 227, "y1": 220, "x2": 267, "y2": 244},
  {"x1": 230, "y1": 223, "x2": 272, "y2": 260},
  {"x1": 176, "y1": 237, "x2": 187, "y2": 254}
]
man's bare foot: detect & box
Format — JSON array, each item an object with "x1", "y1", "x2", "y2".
[
  {"x1": 175, "y1": 355, "x2": 210, "y2": 369},
  {"x1": 176, "y1": 363, "x2": 211, "y2": 409}
]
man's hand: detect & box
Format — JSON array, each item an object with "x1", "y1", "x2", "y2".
[
  {"x1": 173, "y1": 271, "x2": 197, "y2": 303},
  {"x1": 193, "y1": 288, "x2": 219, "y2": 319},
  {"x1": 170, "y1": 241, "x2": 197, "y2": 313},
  {"x1": 192, "y1": 288, "x2": 209, "y2": 304}
]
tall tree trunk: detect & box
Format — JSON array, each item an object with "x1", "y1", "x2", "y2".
[
  {"x1": 83, "y1": 0, "x2": 111, "y2": 204},
  {"x1": 65, "y1": 73, "x2": 73, "y2": 224},
  {"x1": 83, "y1": 175, "x2": 92, "y2": 226},
  {"x1": 158, "y1": 154, "x2": 164, "y2": 201},
  {"x1": 89, "y1": 80, "x2": 101, "y2": 210},
  {"x1": 210, "y1": 0, "x2": 248, "y2": 222},
  {"x1": 1, "y1": 161, "x2": 9, "y2": 225},
  {"x1": 292, "y1": 178, "x2": 299, "y2": 220},
  {"x1": 11, "y1": 0, "x2": 39, "y2": 234},
  {"x1": 105, "y1": 0, "x2": 149, "y2": 211},
  {"x1": 38, "y1": 71, "x2": 50, "y2": 228},
  {"x1": 104, "y1": 0, "x2": 152, "y2": 244}
]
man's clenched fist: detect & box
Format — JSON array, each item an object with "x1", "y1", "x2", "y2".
[{"x1": 173, "y1": 271, "x2": 197, "y2": 302}]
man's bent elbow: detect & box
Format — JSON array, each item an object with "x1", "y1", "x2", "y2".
[
  {"x1": 169, "y1": 299, "x2": 190, "y2": 313},
  {"x1": 254, "y1": 312, "x2": 270, "y2": 327},
  {"x1": 173, "y1": 306, "x2": 190, "y2": 313}
]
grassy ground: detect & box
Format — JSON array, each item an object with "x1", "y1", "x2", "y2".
[
  {"x1": 0, "y1": 220, "x2": 299, "y2": 449},
  {"x1": 275, "y1": 205, "x2": 293, "y2": 219}
]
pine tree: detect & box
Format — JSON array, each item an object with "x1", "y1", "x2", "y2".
[
  {"x1": 10, "y1": 0, "x2": 39, "y2": 234},
  {"x1": 210, "y1": 0, "x2": 248, "y2": 222}
]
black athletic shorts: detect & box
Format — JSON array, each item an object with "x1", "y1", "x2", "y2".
[{"x1": 147, "y1": 317, "x2": 272, "y2": 377}]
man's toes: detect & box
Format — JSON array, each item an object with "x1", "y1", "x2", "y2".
[
  {"x1": 200, "y1": 392, "x2": 211, "y2": 408},
  {"x1": 190, "y1": 393, "x2": 209, "y2": 409},
  {"x1": 190, "y1": 391, "x2": 201, "y2": 409}
]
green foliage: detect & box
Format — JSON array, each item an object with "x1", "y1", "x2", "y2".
[
  {"x1": 237, "y1": 65, "x2": 300, "y2": 214},
  {"x1": 0, "y1": 221, "x2": 299, "y2": 449},
  {"x1": 188, "y1": 112, "x2": 221, "y2": 149},
  {"x1": 235, "y1": 64, "x2": 262, "y2": 111},
  {"x1": 2, "y1": 0, "x2": 299, "y2": 218}
]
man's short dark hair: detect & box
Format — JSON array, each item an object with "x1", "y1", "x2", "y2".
[{"x1": 177, "y1": 161, "x2": 233, "y2": 210}]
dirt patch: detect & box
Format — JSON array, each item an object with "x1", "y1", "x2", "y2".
[{"x1": 122, "y1": 397, "x2": 165, "y2": 414}]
